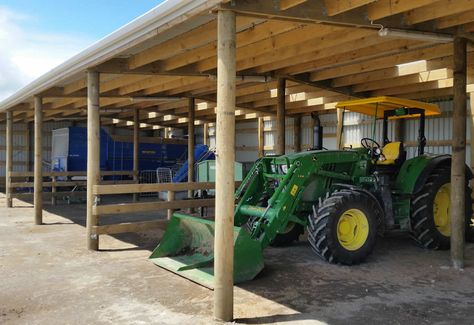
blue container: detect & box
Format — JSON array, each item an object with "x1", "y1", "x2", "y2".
[{"x1": 51, "y1": 127, "x2": 188, "y2": 175}]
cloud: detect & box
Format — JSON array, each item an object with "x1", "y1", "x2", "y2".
[{"x1": 0, "y1": 6, "x2": 93, "y2": 101}]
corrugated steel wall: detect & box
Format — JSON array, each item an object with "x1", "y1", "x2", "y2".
[
  {"x1": 229, "y1": 99, "x2": 471, "y2": 166},
  {"x1": 1, "y1": 99, "x2": 471, "y2": 180},
  {"x1": 0, "y1": 123, "x2": 28, "y2": 176}
]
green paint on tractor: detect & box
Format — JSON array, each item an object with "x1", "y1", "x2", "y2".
[{"x1": 150, "y1": 97, "x2": 474, "y2": 287}]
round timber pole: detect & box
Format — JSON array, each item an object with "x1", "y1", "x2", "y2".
[
  {"x1": 203, "y1": 123, "x2": 209, "y2": 147},
  {"x1": 294, "y1": 115, "x2": 301, "y2": 152},
  {"x1": 276, "y1": 78, "x2": 286, "y2": 155},
  {"x1": 5, "y1": 111, "x2": 13, "y2": 208},
  {"x1": 34, "y1": 96, "x2": 43, "y2": 224},
  {"x1": 257, "y1": 117, "x2": 264, "y2": 158},
  {"x1": 133, "y1": 109, "x2": 139, "y2": 203},
  {"x1": 450, "y1": 36, "x2": 467, "y2": 269},
  {"x1": 188, "y1": 97, "x2": 195, "y2": 200},
  {"x1": 336, "y1": 108, "x2": 344, "y2": 149},
  {"x1": 86, "y1": 69, "x2": 101, "y2": 251},
  {"x1": 214, "y1": 9, "x2": 236, "y2": 322}
]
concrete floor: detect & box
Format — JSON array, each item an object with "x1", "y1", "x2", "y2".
[{"x1": 1, "y1": 194, "x2": 473, "y2": 325}]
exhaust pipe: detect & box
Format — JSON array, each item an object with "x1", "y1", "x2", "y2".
[{"x1": 311, "y1": 112, "x2": 323, "y2": 150}]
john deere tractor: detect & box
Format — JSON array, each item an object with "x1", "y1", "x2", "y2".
[{"x1": 150, "y1": 96, "x2": 474, "y2": 287}]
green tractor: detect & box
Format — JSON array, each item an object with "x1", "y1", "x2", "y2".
[{"x1": 150, "y1": 96, "x2": 474, "y2": 288}]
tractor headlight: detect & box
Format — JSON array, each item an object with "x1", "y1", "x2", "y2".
[{"x1": 280, "y1": 164, "x2": 288, "y2": 174}]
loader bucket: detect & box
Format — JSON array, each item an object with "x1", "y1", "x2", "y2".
[{"x1": 149, "y1": 212, "x2": 264, "y2": 289}]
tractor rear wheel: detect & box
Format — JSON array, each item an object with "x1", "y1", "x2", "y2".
[
  {"x1": 307, "y1": 190, "x2": 382, "y2": 265},
  {"x1": 411, "y1": 166, "x2": 473, "y2": 249}
]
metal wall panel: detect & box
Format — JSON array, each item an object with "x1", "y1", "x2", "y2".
[
  {"x1": 231, "y1": 99, "x2": 472, "y2": 166},
  {"x1": 3, "y1": 100, "x2": 469, "y2": 178}
]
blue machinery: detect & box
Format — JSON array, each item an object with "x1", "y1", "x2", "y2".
[{"x1": 51, "y1": 127, "x2": 214, "y2": 181}]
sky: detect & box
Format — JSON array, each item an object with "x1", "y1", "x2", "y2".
[{"x1": 0, "y1": 0, "x2": 164, "y2": 101}]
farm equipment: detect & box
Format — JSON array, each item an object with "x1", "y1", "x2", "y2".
[{"x1": 150, "y1": 96, "x2": 474, "y2": 287}]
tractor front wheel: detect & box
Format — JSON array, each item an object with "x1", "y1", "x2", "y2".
[
  {"x1": 270, "y1": 222, "x2": 304, "y2": 246},
  {"x1": 411, "y1": 166, "x2": 473, "y2": 249},
  {"x1": 307, "y1": 190, "x2": 382, "y2": 265}
]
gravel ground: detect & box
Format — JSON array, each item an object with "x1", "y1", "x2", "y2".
[{"x1": 0, "y1": 194, "x2": 473, "y2": 325}]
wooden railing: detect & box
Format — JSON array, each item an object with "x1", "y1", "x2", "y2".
[
  {"x1": 91, "y1": 182, "x2": 215, "y2": 240},
  {"x1": 90, "y1": 181, "x2": 240, "y2": 249},
  {"x1": 7, "y1": 170, "x2": 134, "y2": 205}
]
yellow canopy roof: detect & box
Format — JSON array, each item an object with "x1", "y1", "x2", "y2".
[{"x1": 335, "y1": 96, "x2": 441, "y2": 118}]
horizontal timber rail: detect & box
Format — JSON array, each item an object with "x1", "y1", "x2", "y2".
[
  {"x1": 9, "y1": 170, "x2": 134, "y2": 178},
  {"x1": 93, "y1": 181, "x2": 217, "y2": 195},
  {"x1": 90, "y1": 181, "x2": 241, "y2": 250},
  {"x1": 7, "y1": 170, "x2": 135, "y2": 206}
]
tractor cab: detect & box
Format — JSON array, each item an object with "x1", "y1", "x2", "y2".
[{"x1": 336, "y1": 96, "x2": 441, "y2": 170}]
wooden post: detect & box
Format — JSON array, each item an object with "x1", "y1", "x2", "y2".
[
  {"x1": 451, "y1": 36, "x2": 467, "y2": 269},
  {"x1": 258, "y1": 117, "x2": 264, "y2": 158},
  {"x1": 188, "y1": 98, "x2": 195, "y2": 200},
  {"x1": 5, "y1": 111, "x2": 13, "y2": 208},
  {"x1": 336, "y1": 108, "x2": 344, "y2": 149},
  {"x1": 26, "y1": 122, "x2": 31, "y2": 172},
  {"x1": 294, "y1": 115, "x2": 301, "y2": 152},
  {"x1": 86, "y1": 70, "x2": 101, "y2": 251},
  {"x1": 469, "y1": 92, "x2": 474, "y2": 175},
  {"x1": 34, "y1": 96, "x2": 43, "y2": 224},
  {"x1": 276, "y1": 78, "x2": 286, "y2": 155},
  {"x1": 394, "y1": 119, "x2": 404, "y2": 142},
  {"x1": 214, "y1": 9, "x2": 235, "y2": 322},
  {"x1": 470, "y1": 92, "x2": 474, "y2": 224},
  {"x1": 133, "y1": 109, "x2": 139, "y2": 203},
  {"x1": 203, "y1": 123, "x2": 209, "y2": 146},
  {"x1": 167, "y1": 190, "x2": 175, "y2": 219},
  {"x1": 51, "y1": 176, "x2": 57, "y2": 206}
]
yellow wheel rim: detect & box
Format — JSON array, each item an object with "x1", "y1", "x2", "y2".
[
  {"x1": 433, "y1": 183, "x2": 451, "y2": 237},
  {"x1": 337, "y1": 209, "x2": 369, "y2": 251}
]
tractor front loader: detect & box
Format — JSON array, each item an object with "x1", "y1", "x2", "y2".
[{"x1": 150, "y1": 97, "x2": 474, "y2": 287}]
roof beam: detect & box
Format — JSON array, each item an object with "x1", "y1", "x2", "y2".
[
  {"x1": 367, "y1": 0, "x2": 441, "y2": 21},
  {"x1": 436, "y1": 10, "x2": 474, "y2": 29},
  {"x1": 404, "y1": 0, "x2": 473, "y2": 26},
  {"x1": 223, "y1": 0, "x2": 402, "y2": 28},
  {"x1": 194, "y1": 94, "x2": 276, "y2": 116},
  {"x1": 280, "y1": 0, "x2": 307, "y2": 10},
  {"x1": 96, "y1": 58, "x2": 211, "y2": 77},
  {"x1": 323, "y1": 0, "x2": 377, "y2": 16},
  {"x1": 283, "y1": 73, "x2": 366, "y2": 99}
]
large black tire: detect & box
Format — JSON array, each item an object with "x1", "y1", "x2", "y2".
[
  {"x1": 411, "y1": 166, "x2": 473, "y2": 249},
  {"x1": 270, "y1": 222, "x2": 304, "y2": 247},
  {"x1": 307, "y1": 190, "x2": 383, "y2": 265}
]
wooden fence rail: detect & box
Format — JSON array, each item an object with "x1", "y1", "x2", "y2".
[
  {"x1": 90, "y1": 181, "x2": 241, "y2": 250},
  {"x1": 7, "y1": 170, "x2": 135, "y2": 206}
]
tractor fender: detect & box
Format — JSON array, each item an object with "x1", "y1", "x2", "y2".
[
  {"x1": 331, "y1": 183, "x2": 385, "y2": 221},
  {"x1": 397, "y1": 155, "x2": 473, "y2": 195}
]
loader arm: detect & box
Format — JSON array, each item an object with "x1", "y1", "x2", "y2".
[{"x1": 234, "y1": 150, "x2": 371, "y2": 249}]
